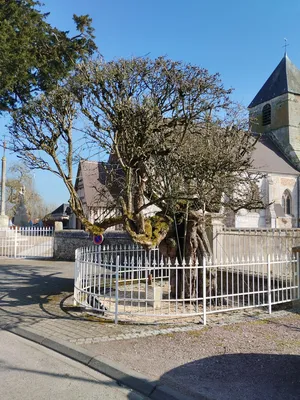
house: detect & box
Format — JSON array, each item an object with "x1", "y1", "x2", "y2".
[
  {"x1": 44, "y1": 203, "x2": 72, "y2": 228},
  {"x1": 74, "y1": 158, "x2": 160, "y2": 230},
  {"x1": 74, "y1": 160, "x2": 121, "y2": 230},
  {"x1": 229, "y1": 53, "x2": 300, "y2": 228}
]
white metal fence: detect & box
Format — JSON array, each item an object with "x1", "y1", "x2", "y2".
[
  {"x1": 0, "y1": 227, "x2": 53, "y2": 259},
  {"x1": 74, "y1": 244, "x2": 300, "y2": 324}
]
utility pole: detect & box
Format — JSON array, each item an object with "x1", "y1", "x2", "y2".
[{"x1": 0, "y1": 139, "x2": 9, "y2": 227}]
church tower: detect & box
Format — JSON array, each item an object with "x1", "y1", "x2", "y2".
[{"x1": 249, "y1": 54, "x2": 300, "y2": 170}]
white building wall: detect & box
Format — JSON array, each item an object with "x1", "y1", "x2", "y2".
[{"x1": 235, "y1": 173, "x2": 298, "y2": 228}]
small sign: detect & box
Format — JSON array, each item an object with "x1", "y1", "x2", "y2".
[{"x1": 93, "y1": 234, "x2": 104, "y2": 245}]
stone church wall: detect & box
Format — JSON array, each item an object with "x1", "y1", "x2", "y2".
[{"x1": 233, "y1": 173, "x2": 299, "y2": 229}]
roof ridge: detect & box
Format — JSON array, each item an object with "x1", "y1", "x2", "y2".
[{"x1": 80, "y1": 159, "x2": 100, "y2": 164}]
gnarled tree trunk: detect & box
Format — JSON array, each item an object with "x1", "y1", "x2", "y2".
[{"x1": 160, "y1": 211, "x2": 214, "y2": 300}]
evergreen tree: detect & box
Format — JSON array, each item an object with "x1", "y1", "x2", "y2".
[{"x1": 0, "y1": 0, "x2": 96, "y2": 112}]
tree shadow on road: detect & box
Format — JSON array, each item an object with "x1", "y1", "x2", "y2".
[
  {"x1": 154, "y1": 352, "x2": 300, "y2": 400},
  {"x1": 0, "y1": 264, "x2": 73, "y2": 304},
  {"x1": 4, "y1": 351, "x2": 300, "y2": 400},
  {"x1": 0, "y1": 262, "x2": 75, "y2": 327}
]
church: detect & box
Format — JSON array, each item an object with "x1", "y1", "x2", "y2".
[{"x1": 231, "y1": 53, "x2": 300, "y2": 229}]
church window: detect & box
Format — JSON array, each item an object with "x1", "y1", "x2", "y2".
[
  {"x1": 282, "y1": 190, "x2": 292, "y2": 215},
  {"x1": 262, "y1": 104, "x2": 271, "y2": 126}
]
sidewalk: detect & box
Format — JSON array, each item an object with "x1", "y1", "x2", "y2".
[{"x1": 1, "y1": 259, "x2": 300, "y2": 400}]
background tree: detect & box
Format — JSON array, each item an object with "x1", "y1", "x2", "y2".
[
  {"x1": 8, "y1": 56, "x2": 264, "y2": 295},
  {"x1": 8, "y1": 86, "x2": 90, "y2": 226},
  {"x1": 6, "y1": 163, "x2": 54, "y2": 220},
  {"x1": 0, "y1": 0, "x2": 96, "y2": 113}
]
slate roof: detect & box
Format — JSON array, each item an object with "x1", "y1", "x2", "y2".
[
  {"x1": 251, "y1": 135, "x2": 299, "y2": 175},
  {"x1": 76, "y1": 160, "x2": 122, "y2": 208},
  {"x1": 249, "y1": 55, "x2": 300, "y2": 108},
  {"x1": 50, "y1": 203, "x2": 71, "y2": 216}
]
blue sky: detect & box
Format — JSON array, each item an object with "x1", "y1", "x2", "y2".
[{"x1": 3, "y1": 0, "x2": 300, "y2": 207}]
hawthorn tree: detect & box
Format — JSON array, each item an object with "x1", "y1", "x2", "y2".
[
  {"x1": 0, "y1": 0, "x2": 96, "y2": 112},
  {"x1": 70, "y1": 58, "x2": 263, "y2": 245},
  {"x1": 9, "y1": 56, "x2": 264, "y2": 296}
]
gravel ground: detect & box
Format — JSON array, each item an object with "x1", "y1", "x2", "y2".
[{"x1": 81, "y1": 311, "x2": 300, "y2": 399}]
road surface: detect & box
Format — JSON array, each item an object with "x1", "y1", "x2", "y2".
[{"x1": 0, "y1": 330, "x2": 147, "y2": 400}]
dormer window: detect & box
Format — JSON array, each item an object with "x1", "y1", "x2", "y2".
[
  {"x1": 262, "y1": 104, "x2": 271, "y2": 126},
  {"x1": 282, "y1": 189, "x2": 292, "y2": 215}
]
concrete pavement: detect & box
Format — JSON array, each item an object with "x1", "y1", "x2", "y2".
[
  {"x1": 0, "y1": 330, "x2": 147, "y2": 400},
  {"x1": 1, "y1": 258, "x2": 299, "y2": 400}
]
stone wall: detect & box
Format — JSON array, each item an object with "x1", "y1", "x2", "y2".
[
  {"x1": 214, "y1": 227, "x2": 300, "y2": 261},
  {"x1": 230, "y1": 174, "x2": 299, "y2": 229},
  {"x1": 53, "y1": 230, "x2": 133, "y2": 261}
]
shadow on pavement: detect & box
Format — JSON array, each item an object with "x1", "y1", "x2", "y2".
[
  {"x1": 0, "y1": 262, "x2": 75, "y2": 327},
  {"x1": 157, "y1": 353, "x2": 300, "y2": 400},
  {"x1": 0, "y1": 264, "x2": 73, "y2": 306}
]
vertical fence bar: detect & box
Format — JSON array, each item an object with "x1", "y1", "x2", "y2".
[
  {"x1": 115, "y1": 255, "x2": 119, "y2": 324},
  {"x1": 74, "y1": 249, "x2": 79, "y2": 306},
  {"x1": 297, "y1": 252, "x2": 300, "y2": 300},
  {"x1": 203, "y1": 256, "x2": 207, "y2": 325},
  {"x1": 267, "y1": 254, "x2": 272, "y2": 314},
  {"x1": 14, "y1": 228, "x2": 17, "y2": 258}
]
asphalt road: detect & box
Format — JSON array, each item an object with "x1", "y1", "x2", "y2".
[{"x1": 0, "y1": 330, "x2": 147, "y2": 400}]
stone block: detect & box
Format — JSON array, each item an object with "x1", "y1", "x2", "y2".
[
  {"x1": 147, "y1": 285, "x2": 162, "y2": 309},
  {"x1": 0, "y1": 214, "x2": 9, "y2": 227}
]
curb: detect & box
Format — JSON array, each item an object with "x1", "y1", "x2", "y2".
[{"x1": 7, "y1": 326, "x2": 204, "y2": 400}]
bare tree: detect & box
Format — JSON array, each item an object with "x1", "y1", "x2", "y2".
[
  {"x1": 70, "y1": 58, "x2": 263, "y2": 246},
  {"x1": 6, "y1": 163, "x2": 54, "y2": 220},
  {"x1": 9, "y1": 56, "x2": 264, "y2": 295}
]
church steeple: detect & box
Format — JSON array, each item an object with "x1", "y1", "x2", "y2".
[
  {"x1": 249, "y1": 55, "x2": 300, "y2": 108},
  {"x1": 249, "y1": 55, "x2": 300, "y2": 171}
]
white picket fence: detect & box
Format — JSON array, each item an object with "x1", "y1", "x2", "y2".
[
  {"x1": 74, "y1": 244, "x2": 300, "y2": 324},
  {"x1": 0, "y1": 227, "x2": 53, "y2": 259}
]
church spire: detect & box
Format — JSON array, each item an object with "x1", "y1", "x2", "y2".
[
  {"x1": 283, "y1": 38, "x2": 289, "y2": 57},
  {"x1": 248, "y1": 54, "x2": 300, "y2": 108}
]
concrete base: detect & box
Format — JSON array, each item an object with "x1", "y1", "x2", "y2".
[
  {"x1": 0, "y1": 214, "x2": 9, "y2": 227},
  {"x1": 54, "y1": 221, "x2": 63, "y2": 231},
  {"x1": 147, "y1": 286, "x2": 162, "y2": 309}
]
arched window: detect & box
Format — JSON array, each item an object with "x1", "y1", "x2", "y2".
[
  {"x1": 282, "y1": 190, "x2": 292, "y2": 215},
  {"x1": 262, "y1": 104, "x2": 271, "y2": 126}
]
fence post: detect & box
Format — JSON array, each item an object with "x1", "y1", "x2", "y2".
[
  {"x1": 203, "y1": 256, "x2": 207, "y2": 325},
  {"x1": 297, "y1": 253, "x2": 300, "y2": 300},
  {"x1": 115, "y1": 255, "x2": 119, "y2": 325},
  {"x1": 14, "y1": 227, "x2": 17, "y2": 258},
  {"x1": 74, "y1": 249, "x2": 79, "y2": 306},
  {"x1": 267, "y1": 254, "x2": 272, "y2": 314}
]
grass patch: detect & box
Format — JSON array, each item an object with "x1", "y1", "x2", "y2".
[
  {"x1": 251, "y1": 319, "x2": 270, "y2": 325},
  {"x1": 47, "y1": 294, "x2": 65, "y2": 302},
  {"x1": 161, "y1": 333, "x2": 175, "y2": 338},
  {"x1": 222, "y1": 324, "x2": 241, "y2": 332},
  {"x1": 188, "y1": 327, "x2": 210, "y2": 337}
]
